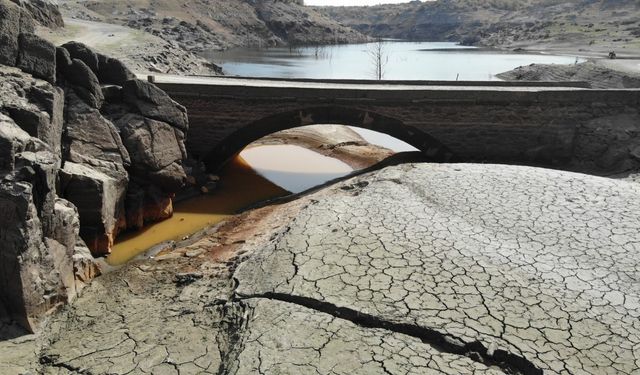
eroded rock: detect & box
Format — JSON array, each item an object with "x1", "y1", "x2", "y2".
[
  {"x1": 16, "y1": 32, "x2": 55, "y2": 83},
  {"x1": 0, "y1": 0, "x2": 22, "y2": 66},
  {"x1": 64, "y1": 91, "x2": 130, "y2": 169},
  {"x1": 0, "y1": 181, "x2": 71, "y2": 332},
  {"x1": 59, "y1": 162, "x2": 127, "y2": 256},
  {"x1": 122, "y1": 79, "x2": 189, "y2": 131},
  {"x1": 97, "y1": 52, "x2": 136, "y2": 86},
  {"x1": 62, "y1": 59, "x2": 104, "y2": 108}
]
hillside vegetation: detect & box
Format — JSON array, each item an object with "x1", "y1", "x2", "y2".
[
  {"x1": 317, "y1": 0, "x2": 640, "y2": 54},
  {"x1": 58, "y1": 0, "x2": 367, "y2": 52}
]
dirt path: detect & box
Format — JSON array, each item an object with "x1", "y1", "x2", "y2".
[{"x1": 38, "y1": 18, "x2": 218, "y2": 75}]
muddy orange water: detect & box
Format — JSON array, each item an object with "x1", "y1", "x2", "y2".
[
  {"x1": 107, "y1": 145, "x2": 354, "y2": 265},
  {"x1": 107, "y1": 155, "x2": 288, "y2": 265}
]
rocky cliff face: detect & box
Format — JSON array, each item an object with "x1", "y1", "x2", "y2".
[
  {"x1": 498, "y1": 61, "x2": 640, "y2": 89},
  {"x1": 58, "y1": 0, "x2": 368, "y2": 52},
  {"x1": 317, "y1": 0, "x2": 640, "y2": 50},
  {"x1": 0, "y1": 0, "x2": 190, "y2": 332}
]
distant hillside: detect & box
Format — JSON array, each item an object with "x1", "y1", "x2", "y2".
[
  {"x1": 317, "y1": 0, "x2": 640, "y2": 54},
  {"x1": 58, "y1": 0, "x2": 368, "y2": 52}
]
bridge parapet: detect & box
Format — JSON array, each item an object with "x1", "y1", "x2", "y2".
[{"x1": 155, "y1": 76, "x2": 640, "y2": 175}]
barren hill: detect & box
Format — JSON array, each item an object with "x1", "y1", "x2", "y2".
[
  {"x1": 317, "y1": 0, "x2": 640, "y2": 55},
  {"x1": 58, "y1": 0, "x2": 368, "y2": 52}
]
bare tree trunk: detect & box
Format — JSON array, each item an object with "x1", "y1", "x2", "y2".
[{"x1": 368, "y1": 38, "x2": 388, "y2": 80}]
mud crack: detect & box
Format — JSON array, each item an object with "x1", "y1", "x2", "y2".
[{"x1": 236, "y1": 291, "x2": 542, "y2": 375}]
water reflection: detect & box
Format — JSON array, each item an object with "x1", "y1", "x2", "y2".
[
  {"x1": 348, "y1": 127, "x2": 418, "y2": 153},
  {"x1": 107, "y1": 155, "x2": 287, "y2": 265},
  {"x1": 107, "y1": 145, "x2": 354, "y2": 265},
  {"x1": 241, "y1": 145, "x2": 352, "y2": 193},
  {"x1": 207, "y1": 41, "x2": 583, "y2": 81}
]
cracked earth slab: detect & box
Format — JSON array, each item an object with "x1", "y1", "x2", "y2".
[
  {"x1": 227, "y1": 299, "x2": 504, "y2": 375},
  {"x1": 3, "y1": 163, "x2": 640, "y2": 374},
  {"x1": 234, "y1": 163, "x2": 640, "y2": 375}
]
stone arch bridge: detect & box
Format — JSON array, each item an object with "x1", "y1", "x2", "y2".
[{"x1": 154, "y1": 76, "x2": 640, "y2": 173}]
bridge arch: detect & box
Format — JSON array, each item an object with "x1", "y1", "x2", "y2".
[{"x1": 203, "y1": 106, "x2": 455, "y2": 170}]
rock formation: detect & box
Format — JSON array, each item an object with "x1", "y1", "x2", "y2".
[
  {"x1": 317, "y1": 0, "x2": 640, "y2": 53},
  {"x1": 498, "y1": 61, "x2": 640, "y2": 89},
  {"x1": 0, "y1": 0, "x2": 189, "y2": 332},
  {"x1": 16, "y1": 163, "x2": 640, "y2": 374}
]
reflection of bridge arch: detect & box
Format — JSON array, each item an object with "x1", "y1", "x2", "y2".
[{"x1": 203, "y1": 106, "x2": 455, "y2": 170}]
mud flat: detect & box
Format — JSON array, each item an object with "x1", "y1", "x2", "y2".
[
  {"x1": 5, "y1": 162, "x2": 640, "y2": 374},
  {"x1": 498, "y1": 60, "x2": 640, "y2": 89}
]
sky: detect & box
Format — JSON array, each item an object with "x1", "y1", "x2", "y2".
[{"x1": 305, "y1": 0, "x2": 420, "y2": 5}]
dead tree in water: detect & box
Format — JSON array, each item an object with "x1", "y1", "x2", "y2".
[{"x1": 368, "y1": 38, "x2": 388, "y2": 80}]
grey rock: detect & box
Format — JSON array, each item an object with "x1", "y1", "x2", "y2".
[
  {"x1": 124, "y1": 183, "x2": 173, "y2": 230},
  {"x1": 61, "y1": 41, "x2": 99, "y2": 74},
  {"x1": 147, "y1": 162, "x2": 186, "y2": 193},
  {"x1": 55, "y1": 46, "x2": 72, "y2": 74},
  {"x1": 0, "y1": 113, "x2": 32, "y2": 171},
  {"x1": 64, "y1": 92, "x2": 130, "y2": 170},
  {"x1": 102, "y1": 84, "x2": 122, "y2": 103},
  {"x1": 50, "y1": 198, "x2": 81, "y2": 253},
  {"x1": 117, "y1": 113, "x2": 184, "y2": 173},
  {"x1": 0, "y1": 181, "x2": 67, "y2": 332},
  {"x1": 17, "y1": 5, "x2": 35, "y2": 34},
  {"x1": 59, "y1": 42, "x2": 135, "y2": 86},
  {"x1": 122, "y1": 79, "x2": 188, "y2": 131},
  {"x1": 14, "y1": 150, "x2": 59, "y2": 236},
  {"x1": 16, "y1": 32, "x2": 56, "y2": 83},
  {"x1": 0, "y1": 0, "x2": 21, "y2": 66},
  {"x1": 62, "y1": 59, "x2": 104, "y2": 108},
  {"x1": 97, "y1": 53, "x2": 136, "y2": 86},
  {"x1": 51, "y1": 198, "x2": 98, "y2": 299},
  {"x1": 72, "y1": 244, "x2": 101, "y2": 290},
  {"x1": 59, "y1": 162, "x2": 127, "y2": 256},
  {"x1": 11, "y1": 0, "x2": 64, "y2": 29},
  {"x1": 0, "y1": 66, "x2": 64, "y2": 162}
]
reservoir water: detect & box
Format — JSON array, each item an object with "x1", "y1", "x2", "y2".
[{"x1": 208, "y1": 41, "x2": 582, "y2": 81}]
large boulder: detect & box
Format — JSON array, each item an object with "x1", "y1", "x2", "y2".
[
  {"x1": 0, "y1": 0, "x2": 34, "y2": 66},
  {"x1": 62, "y1": 93, "x2": 130, "y2": 256},
  {"x1": 51, "y1": 198, "x2": 100, "y2": 300},
  {"x1": 122, "y1": 79, "x2": 189, "y2": 131},
  {"x1": 0, "y1": 113, "x2": 33, "y2": 171},
  {"x1": 0, "y1": 66, "x2": 65, "y2": 156},
  {"x1": 64, "y1": 92, "x2": 130, "y2": 169},
  {"x1": 97, "y1": 52, "x2": 136, "y2": 86},
  {"x1": 0, "y1": 23, "x2": 190, "y2": 331},
  {"x1": 61, "y1": 41, "x2": 99, "y2": 74},
  {"x1": 59, "y1": 162, "x2": 127, "y2": 256},
  {"x1": 0, "y1": 0, "x2": 21, "y2": 66},
  {"x1": 16, "y1": 32, "x2": 56, "y2": 83},
  {"x1": 11, "y1": 0, "x2": 64, "y2": 29},
  {"x1": 14, "y1": 150, "x2": 59, "y2": 235},
  {"x1": 61, "y1": 59, "x2": 104, "y2": 108},
  {"x1": 59, "y1": 42, "x2": 135, "y2": 86},
  {"x1": 0, "y1": 181, "x2": 71, "y2": 332},
  {"x1": 117, "y1": 113, "x2": 186, "y2": 190},
  {"x1": 125, "y1": 183, "x2": 173, "y2": 230}
]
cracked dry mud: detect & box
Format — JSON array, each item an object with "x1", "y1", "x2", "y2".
[{"x1": 4, "y1": 163, "x2": 640, "y2": 374}]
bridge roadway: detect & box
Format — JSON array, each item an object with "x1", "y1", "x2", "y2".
[{"x1": 148, "y1": 74, "x2": 640, "y2": 174}]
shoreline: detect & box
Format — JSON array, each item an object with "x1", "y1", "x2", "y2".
[{"x1": 102, "y1": 124, "x2": 395, "y2": 269}]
